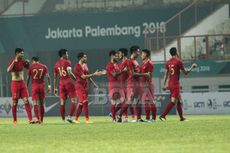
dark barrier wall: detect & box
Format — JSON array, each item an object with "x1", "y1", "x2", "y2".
[{"x1": 0, "y1": 94, "x2": 175, "y2": 117}]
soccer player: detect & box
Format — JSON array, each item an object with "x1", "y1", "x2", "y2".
[
  {"x1": 73, "y1": 52, "x2": 100, "y2": 123},
  {"x1": 106, "y1": 50, "x2": 126, "y2": 122},
  {"x1": 7, "y1": 48, "x2": 34, "y2": 124},
  {"x1": 117, "y1": 48, "x2": 135, "y2": 122},
  {"x1": 27, "y1": 57, "x2": 51, "y2": 123},
  {"x1": 160, "y1": 47, "x2": 197, "y2": 121},
  {"x1": 140, "y1": 49, "x2": 157, "y2": 121},
  {"x1": 54, "y1": 49, "x2": 77, "y2": 123},
  {"x1": 117, "y1": 46, "x2": 150, "y2": 122}
]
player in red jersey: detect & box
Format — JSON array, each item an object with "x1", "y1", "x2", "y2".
[
  {"x1": 140, "y1": 49, "x2": 157, "y2": 122},
  {"x1": 73, "y1": 52, "x2": 100, "y2": 123},
  {"x1": 106, "y1": 50, "x2": 126, "y2": 122},
  {"x1": 27, "y1": 57, "x2": 51, "y2": 123},
  {"x1": 7, "y1": 48, "x2": 35, "y2": 125},
  {"x1": 160, "y1": 47, "x2": 197, "y2": 121},
  {"x1": 117, "y1": 48, "x2": 135, "y2": 122},
  {"x1": 54, "y1": 49, "x2": 77, "y2": 123},
  {"x1": 117, "y1": 46, "x2": 150, "y2": 122}
]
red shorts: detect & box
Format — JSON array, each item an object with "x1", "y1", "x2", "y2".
[
  {"x1": 169, "y1": 84, "x2": 181, "y2": 99},
  {"x1": 32, "y1": 83, "x2": 45, "y2": 100},
  {"x1": 76, "y1": 86, "x2": 88, "y2": 103},
  {"x1": 108, "y1": 87, "x2": 125, "y2": 100},
  {"x1": 59, "y1": 79, "x2": 76, "y2": 100},
  {"x1": 140, "y1": 83, "x2": 154, "y2": 102},
  {"x1": 11, "y1": 80, "x2": 29, "y2": 100}
]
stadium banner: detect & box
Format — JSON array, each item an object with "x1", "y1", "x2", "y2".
[
  {"x1": 182, "y1": 92, "x2": 230, "y2": 114},
  {"x1": 0, "y1": 5, "x2": 213, "y2": 52},
  {"x1": 0, "y1": 93, "x2": 175, "y2": 117},
  {"x1": 154, "y1": 60, "x2": 230, "y2": 77}
]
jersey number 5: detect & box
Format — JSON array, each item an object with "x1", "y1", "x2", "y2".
[{"x1": 169, "y1": 65, "x2": 175, "y2": 75}]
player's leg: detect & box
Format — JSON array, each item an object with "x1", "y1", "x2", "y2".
[
  {"x1": 141, "y1": 88, "x2": 150, "y2": 120},
  {"x1": 159, "y1": 97, "x2": 177, "y2": 121},
  {"x1": 74, "y1": 102, "x2": 83, "y2": 123},
  {"x1": 12, "y1": 99, "x2": 18, "y2": 124},
  {"x1": 21, "y1": 82, "x2": 34, "y2": 123},
  {"x1": 39, "y1": 99, "x2": 45, "y2": 123},
  {"x1": 177, "y1": 98, "x2": 186, "y2": 121},
  {"x1": 60, "y1": 98, "x2": 66, "y2": 122},
  {"x1": 33, "y1": 100, "x2": 40, "y2": 122},
  {"x1": 159, "y1": 86, "x2": 178, "y2": 121},
  {"x1": 59, "y1": 85, "x2": 67, "y2": 122},
  {"x1": 129, "y1": 104, "x2": 136, "y2": 122},
  {"x1": 149, "y1": 85, "x2": 157, "y2": 121},
  {"x1": 11, "y1": 81, "x2": 19, "y2": 124},
  {"x1": 32, "y1": 86, "x2": 40, "y2": 122},
  {"x1": 66, "y1": 82, "x2": 77, "y2": 123},
  {"x1": 117, "y1": 88, "x2": 132, "y2": 122},
  {"x1": 66, "y1": 97, "x2": 77, "y2": 123}
]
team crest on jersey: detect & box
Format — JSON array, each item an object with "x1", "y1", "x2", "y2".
[{"x1": 4, "y1": 99, "x2": 11, "y2": 114}]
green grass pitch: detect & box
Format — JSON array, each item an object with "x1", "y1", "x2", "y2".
[{"x1": 0, "y1": 115, "x2": 229, "y2": 153}]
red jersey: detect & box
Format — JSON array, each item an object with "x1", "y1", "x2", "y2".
[
  {"x1": 74, "y1": 63, "x2": 89, "y2": 89},
  {"x1": 8, "y1": 58, "x2": 28, "y2": 72},
  {"x1": 54, "y1": 59, "x2": 72, "y2": 81},
  {"x1": 28, "y1": 63, "x2": 48, "y2": 84},
  {"x1": 118, "y1": 59, "x2": 129, "y2": 83},
  {"x1": 140, "y1": 59, "x2": 154, "y2": 85},
  {"x1": 127, "y1": 58, "x2": 140, "y2": 85},
  {"x1": 166, "y1": 57, "x2": 185, "y2": 86},
  {"x1": 106, "y1": 62, "x2": 120, "y2": 88}
]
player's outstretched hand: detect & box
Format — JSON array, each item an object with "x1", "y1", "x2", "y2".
[
  {"x1": 54, "y1": 88, "x2": 58, "y2": 97},
  {"x1": 47, "y1": 86, "x2": 51, "y2": 94},
  {"x1": 192, "y1": 63, "x2": 197, "y2": 69},
  {"x1": 162, "y1": 85, "x2": 167, "y2": 91}
]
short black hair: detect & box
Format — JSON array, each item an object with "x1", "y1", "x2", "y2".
[
  {"x1": 15, "y1": 48, "x2": 24, "y2": 55},
  {"x1": 109, "y1": 50, "x2": 117, "y2": 57},
  {"x1": 31, "y1": 56, "x2": 39, "y2": 62},
  {"x1": 118, "y1": 48, "x2": 128, "y2": 57},
  {"x1": 169, "y1": 47, "x2": 177, "y2": 56},
  {"x1": 77, "y1": 52, "x2": 86, "y2": 60},
  {"x1": 130, "y1": 45, "x2": 140, "y2": 54},
  {"x1": 142, "y1": 49, "x2": 151, "y2": 57},
  {"x1": 58, "y1": 49, "x2": 67, "y2": 57}
]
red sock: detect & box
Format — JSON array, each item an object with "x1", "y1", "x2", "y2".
[
  {"x1": 40, "y1": 105, "x2": 44, "y2": 122},
  {"x1": 177, "y1": 102, "x2": 184, "y2": 119},
  {"x1": 25, "y1": 102, "x2": 33, "y2": 121},
  {"x1": 151, "y1": 103, "x2": 157, "y2": 120},
  {"x1": 129, "y1": 104, "x2": 135, "y2": 118},
  {"x1": 83, "y1": 102, "x2": 89, "y2": 120},
  {"x1": 124, "y1": 109, "x2": 128, "y2": 118},
  {"x1": 118, "y1": 103, "x2": 128, "y2": 117},
  {"x1": 68, "y1": 102, "x2": 76, "y2": 117},
  {"x1": 161, "y1": 101, "x2": 175, "y2": 117},
  {"x1": 75, "y1": 103, "x2": 83, "y2": 120},
  {"x1": 145, "y1": 103, "x2": 150, "y2": 120},
  {"x1": 34, "y1": 105, "x2": 40, "y2": 121},
  {"x1": 135, "y1": 104, "x2": 142, "y2": 120},
  {"x1": 12, "y1": 104, "x2": 17, "y2": 122},
  {"x1": 110, "y1": 104, "x2": 116, "y2": 120},
  {"x1": 60, "y1": 105, "x2": 65, "y2": 120}
]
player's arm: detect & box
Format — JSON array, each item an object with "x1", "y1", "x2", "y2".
[
  {"x1": 67, "y1": 66, "x2": 76, "y2": 81},
  {"x1": 53, "y1": 73, "x2": 58, "y2": 96},
  {"x1": 131, "y1": 70, "x2": 150, "y2": 78},
  {"x1": 81, "y1": 70, "x2": 101, "y2": 79},
  {"x1": 26, "y1": 75, "x2": 31, "y2": 87},
  {"x1": 89, "y1": 78, "x2": 98, "y2": 89},
  {"x1": 162, "y1": 69, "x2": 169, "y2": 91},
  {"x1": 46, "y1": 73, "x2": 51, "y2": 93},
  {"x1": 182, "y1": 63, "x2": 197, "y2": 75}
]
